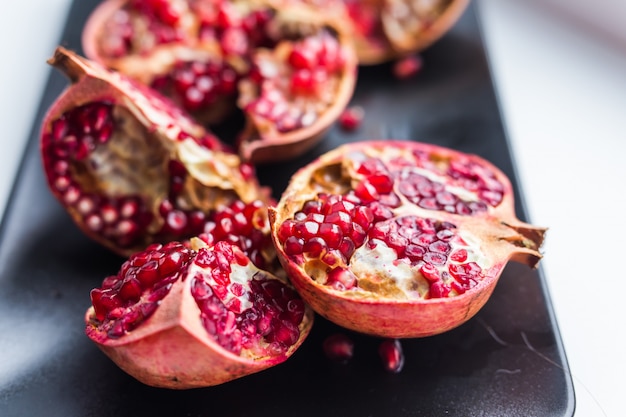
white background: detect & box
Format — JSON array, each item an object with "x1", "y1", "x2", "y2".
[{"x1": 1, "y1": 0, "x2": 626, "y2": 415}]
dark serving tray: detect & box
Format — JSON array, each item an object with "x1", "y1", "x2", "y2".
[{"x1": 0, "y1": 1, "x2": 575, "y2": 416}]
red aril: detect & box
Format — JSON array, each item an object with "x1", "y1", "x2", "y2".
[
  {"x1": 378, "y1": 338, "x2": 404, "y2": 373},
  {"x1": 269, "y1": 141, "x2": 546, "y2": 338},
  {"x1": 85, "y1": 238, "x2": 314, "y2": 388},
  {"x1": 40, "y1": 47, "x2": 271, "y2": 257}
]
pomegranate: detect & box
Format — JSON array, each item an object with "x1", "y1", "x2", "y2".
[
  {"x1": 343, "y1": 0, "x2": 470, "y2": 64},
  {"x1": 85, "y1": 238, "x2": 314, "y2": 388},
  {"x1": 40, "y1": 47, "x2": 271, "y2": 257},
  {"x1": 82, "y1": 0, "x2": 358, "y2": 163},
  {"x1": 269, "y1": 140, "x2": 546, "y2": 338}
]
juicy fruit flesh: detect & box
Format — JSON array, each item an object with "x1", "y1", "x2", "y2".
[
  {"x1": 43, "y1": 101, "x2": 160, "y2": 249},
  {"x1": 42, "y1": 100, "x2": 268, "y2": 253},
  {"x1": 276, "y1": 146, "x2": 507, "y2": 299},
  {"x1": 242, "y1": 29, "x2": 348, "y2": 134},
  {"x1": 196, "y1": 199, "x2": 274, "y2": 270},
  {"x1": 87, "y1": 240, "x2": 307, "y2": 357},
  {"x1": 151, "y1": 59, "x2": 240, "y2": 114},
  {"x1": 89, "y1": 241, "x2": 194, "y2": 338},
  {"x1": 190, "y1": 241, "x2": 305, "y2": 356}
]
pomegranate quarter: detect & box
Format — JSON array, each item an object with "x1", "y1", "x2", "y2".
[
  {"x1": 342, "y1": 0, "x2": 470, "y2": 65},
  {"x1": 40, "y1": 47, "x2": 271, "y2": 257},
  {"x1": 270, "y1": 141, "x2": 546, "y2": 338},
  {"x1": 85, "y1": 238, "x2": 314, "y2": 389}
]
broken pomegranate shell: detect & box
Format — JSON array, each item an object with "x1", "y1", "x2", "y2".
[
  {"x1": 85, "y1": 238, "x2": 314, "y2": 389},
  {"x1": 269, "y1": 140, "x2": 546, "y2": 338},
  {"x1": 82, "y1": 0, "x2": 358, "y2": 163},
  {"x1": 236, "y1": 8, "x2": 357, "y2": 163},
  {"x1": 343, "y1": 0, "x2": 470, "y2": 65},
  {"x1": 40, "y1": 47, "x2": 271, "y2": 257}
]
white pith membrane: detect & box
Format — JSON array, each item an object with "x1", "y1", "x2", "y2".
[
  {"x1": 345, "y1": 230, "x2": 489, "y2": 299},
  {"x1": 279, "y1": 145, "x2": 507, "y2": 300}
]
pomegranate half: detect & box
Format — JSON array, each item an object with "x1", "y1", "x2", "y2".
[
  {"x1": 270, "y1": 140, "x2": 546, "y2": 338},
  {"x1": 40, "y1": 47, "x2": 270, "y2": 257},
  {"x1": 85, "y1": 238, "x2": 314, "y2": 389}
]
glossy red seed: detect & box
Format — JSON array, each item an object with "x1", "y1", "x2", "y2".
[
  {"x1": 392, "y1": 55, "x2": 423, "y2": 80},
  {"x1": 378, "y1": 339, "x2": 405, "y2": 373},
  {"x1": 338, "y1": 106, "x2": 364, "y2": 131},
  {"x1": 323, "y1": 333, "x2": 354, "y2": 363}
]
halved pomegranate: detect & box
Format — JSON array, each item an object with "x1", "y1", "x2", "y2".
[
  {"x1": 269, "y1": 140, "x2": 546, "y2": 338},
  {"x1": 82, "y1": 0, "x2": 358, "y2": 163},
  {"x1": 343, "y1": 0, "x2": 470, "y2": 65},
  {"x1": 85, "y1": 238, "x2": 314, "y2": 389},
  {"x1": 40, "y1": 47, "x2": 271, "y2": 257}
]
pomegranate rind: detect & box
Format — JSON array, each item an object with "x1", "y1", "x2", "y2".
[
  {"x1": 40, "y1": 47, "x2": 271, "y2": 256},
  {"x1": 85, "y1": 241, "x2": 314, "y2": 389},
  {"x1": 347, "y1": 0, "x2": 470, "y2": 65},
  {"x1": 270, "y1": 140, "x2": 546, "y2": 338}
]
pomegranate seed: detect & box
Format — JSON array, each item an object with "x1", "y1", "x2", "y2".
[
  {"x1": 288, "y1": 47, "x2": 318, "y2": 69},
  {"x1": 338, "y1": 106, "x2": 364, "y2": 131},
  {"x1": 429, "y1": 281, "x2": 451, "y2": 298},
  {"x1": 323, "y1": 333, "x2": 354, "y2": 363},
  {"x1": 378, "y1": 339, "x2": 405, "y2": 373},
  {"x1": 319, "y1": 223, "x2": 343, "y2": 248},
  {"x1": 429, "y1": 240, "x2": 451, "y2": 254},
  {"x1": 284, "y1": 236, "x2": 304, "y2": 255},
  {"x1": 367, "y1": 173, "x2": 394, "y2": 194},
  {"x1": 392, "y1": 54, "x2": 423, "y2": 80},
  {"x1": 326, "y1": 267, "x2": 357, "y2": 290},
  {"x1": 290, "y1": 69, "x2": 317, "y2": 95},
  {"x1": 419, "y1": 263, "x2": 440, "y2": 282},
  {"x1": 450, "y1": 249, "x2": 468, "y2": 262},
  {"x1": 303, "y1": 237, "x2": 328, "y2": 257}
]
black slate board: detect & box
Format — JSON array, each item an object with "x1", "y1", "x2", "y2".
[{"x1": 0, "y1": 1, "x2": 575, "y2": 416}]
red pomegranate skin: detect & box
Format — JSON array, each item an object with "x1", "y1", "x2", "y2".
[
  {"x1": 344, "y1": 0, "x2": 470, "y2": 65},
  {"x1": 85, "y1": 239, "x2": 314, "y2": 389},
  {"x1": 270, "y1": 140, "x2": 546, "y2": 338}
]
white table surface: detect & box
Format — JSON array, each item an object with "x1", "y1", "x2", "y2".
[{"x1": 2, "y1": 1, "x2": 625, "y2": 415}]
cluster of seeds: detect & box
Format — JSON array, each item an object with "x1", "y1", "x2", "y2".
[
  {"x1": 368, "y1": 215, "x2": 482, "y2": 297},
  {"x1": 190, "y1": 241, "x2": 305, "y2": 354},
  {"x1": 44, "y1": 99, "x2": 268, "y2": 252},
  {"x1": 151, "y1": 59, "x2": 239, "y2": 113},
  {"x1": 197, "y1": 199, "x2": 273, "y2": 269},
  {"x1": 89, "y1": 242, "x2": 194, "y2": 338},
  {"x1": 244, "y1": 29, "x2": 347, "y2": 133},
  {"x1": 277, "y1": 193, "x2": 374, "y2": 266}
]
